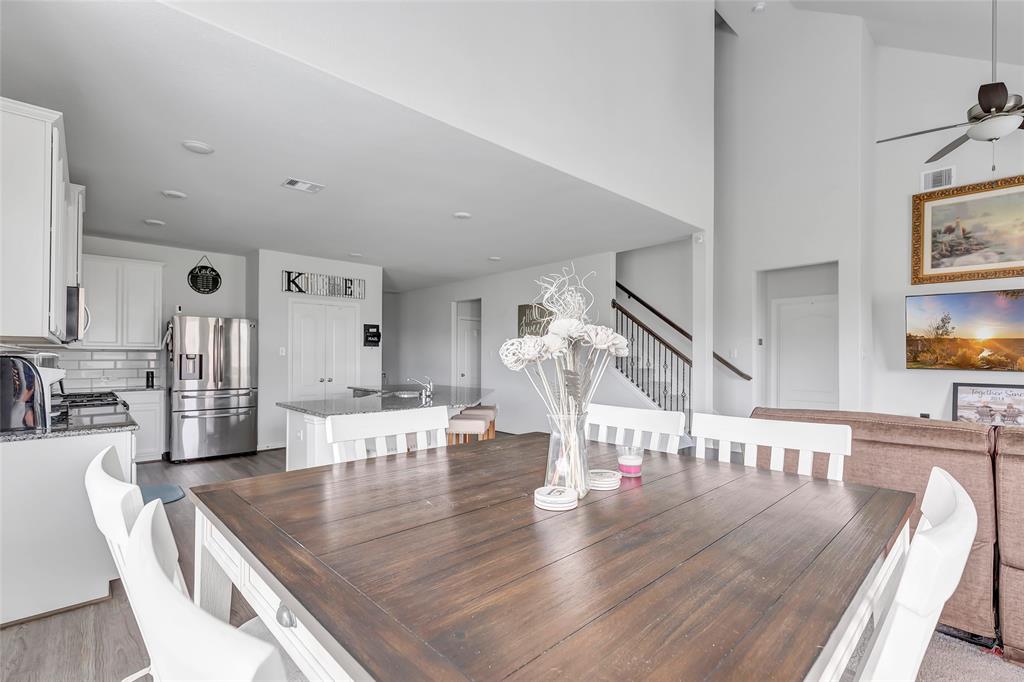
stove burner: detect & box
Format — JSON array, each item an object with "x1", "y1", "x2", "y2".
[{"x1": 62, "y1": 391, "x2": 124, "y2": 408}]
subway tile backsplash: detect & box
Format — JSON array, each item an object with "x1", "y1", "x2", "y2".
[{"x1": 52, "y1": 349, "x2": 166, "y2": 391}]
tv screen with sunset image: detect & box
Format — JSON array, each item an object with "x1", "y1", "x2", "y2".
[{"x1": 906, "y1": 289, "x2": 1024, "y2": 371}]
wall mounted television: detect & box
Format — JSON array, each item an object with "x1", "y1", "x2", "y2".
[{"x1": 906, "y1": 289, "x2": 1024, "y2": 371}]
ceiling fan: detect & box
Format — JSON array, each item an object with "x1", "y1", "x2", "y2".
[{"x1": 876, "y1": 0, "x2": 1023, "y2": 163}]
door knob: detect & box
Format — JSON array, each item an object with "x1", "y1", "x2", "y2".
[
  {"x1": 319, "y1": 378, "x2": 325, "y2": 383},
  {"x1": 327, "y1": 377, "x2": 333, "y2": 382}
]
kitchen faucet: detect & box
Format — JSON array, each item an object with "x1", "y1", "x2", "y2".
[{"x1": 407, "y1": 376, "x2": 433, "y2": 398}]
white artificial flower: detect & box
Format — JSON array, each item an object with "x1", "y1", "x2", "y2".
[
  {"x1": 609, "y1": 332, "x2": 630, "y2": 357},
  {"x1": 580, "y1": 324, "x2": 616, "y2": 350},
  {"x1": 547, "y1": 317, "x2": 585, "y2": 339},
  {"x1": 541, "y1": 333, "x2": 568, "y2": 357},
  {"x1": 520, "y1": 335, "x2": 549, "y2": 363},
  {"x1": 499, "y1": 338, "x2": 527, "y2": 371}
]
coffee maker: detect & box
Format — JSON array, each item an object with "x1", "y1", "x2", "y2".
[{"x1": 0, "y1": 355, "x2": 65, "y2": 431}]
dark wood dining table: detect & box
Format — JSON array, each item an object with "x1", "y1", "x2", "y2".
[{"x1": 188, "y1": 432, "x2": 914, "y2": 681}]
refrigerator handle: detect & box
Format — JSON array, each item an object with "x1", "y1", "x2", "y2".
[{"x1": 219, "y1": 323, "x2": 226, "y2": 384}]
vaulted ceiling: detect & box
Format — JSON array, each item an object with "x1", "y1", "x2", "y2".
[{"x1": 1, "y1": 2, "x2": 702, "y2": 292}]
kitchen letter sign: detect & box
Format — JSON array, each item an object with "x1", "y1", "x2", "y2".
[{"x1": 282, "y1": 270, "x2": 366, "y2": 299}]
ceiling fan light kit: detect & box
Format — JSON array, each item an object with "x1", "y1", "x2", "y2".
[{"x1": 877, "y1": 0, "x2": 1022, "y2": 164}]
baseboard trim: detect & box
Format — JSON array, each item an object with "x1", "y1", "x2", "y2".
[{"x1": 1, "y1": 582, "x2": 113, "y2": 629}]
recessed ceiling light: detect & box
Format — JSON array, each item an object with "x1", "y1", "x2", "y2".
[
  {"x1": 453, "y1": 211, "x2": 472, "y2": 220},
  {"x1": 349, "y1": 252, "x2": 364, "y2": 258},
  {"x1": 282, "y1": 177, "x2": 325, "y2": 193},
  {"x1": 487, "y1": 256, "x2": 502, "y2": 262},
  {"x1": 182, "y1": 140, "x2": 215, "y2": 155},
  {"x1": 751, "y1": 1, "x2": 766, "y2": 12},
  {"x1": 161, "y1": 190, "x2": 188, "y2": 199},
  {"x1": 143, "y1": 219, "x2": 166, "y2": 227}
]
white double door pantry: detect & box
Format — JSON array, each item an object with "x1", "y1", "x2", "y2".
[{"x1": 289, "y1": 300, "x2": 359, "y2": 401}]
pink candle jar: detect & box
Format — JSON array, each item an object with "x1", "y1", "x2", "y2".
[{"x1": 617, "y1": 449, "x2": 643, "y2": 477}]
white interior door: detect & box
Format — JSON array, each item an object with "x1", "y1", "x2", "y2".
[
  {"x1": 456, "y1": 317, "x2": 482, "y2": 389},
  {"x1": 324, "y1": 304, "x2": 359, "y2": 396},
  {"x1": 770, "y1": 294, "x2": 839, "y2": 409},
  {"x1": 289, "y1": 302, "x2": 326, "y2": 400}
]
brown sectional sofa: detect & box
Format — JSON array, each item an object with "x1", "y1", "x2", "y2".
[
  {"x1": 996, "y1": 427, "x2": 1024, "y2": 663},
  {"x1": 749, "y1": 408, "x2": 1000, "y2": 645}
]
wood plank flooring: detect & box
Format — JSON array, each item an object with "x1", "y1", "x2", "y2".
[{"x1": 1, "y1": 450, "x2": 285, "y2": 682}]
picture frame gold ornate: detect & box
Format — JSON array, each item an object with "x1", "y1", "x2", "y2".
[{"x1": 911, "y1": 174, "x2": 1024, "y2": 285}]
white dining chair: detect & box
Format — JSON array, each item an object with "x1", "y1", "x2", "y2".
[
  {"x1": 84, "y1": 448, "x2": 306, "y2": 682},
  {"x1": 585, "y1": 403, "x2": 688, "y2": 454},
  {"x1": 325, "y1": 406, "x2": 448, "y2": 462},
  {"x1": 690, "y1": 412, "x2": 852, "y2": 481},
  {"x1": 84, "y1": 446, "x2": 151, "y2": 682},
  {"x1": 125, "y1": 500, "x2": 289, "y2": 682},
  {"x1": 856, "y1": 467, "x2": 977, "y2": 681}
]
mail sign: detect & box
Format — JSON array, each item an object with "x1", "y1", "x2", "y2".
[{"x1": 282, "y1": 271, "x2": 366, "y2": 299}]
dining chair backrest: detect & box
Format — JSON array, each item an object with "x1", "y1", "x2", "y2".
[
  {"x1": 125, "y1": 500, "x2": 286, "y2": 682},
  {"x1": 857, "y1": 467, "x2": 977, "y2": 681},
  {"x1": 326, "y1": 406, "x2": 448, "y2": 463},
  {"x1": 585, "y1": 404, "x2": 687, "y2": 454},
  {"x1": 84, "y1": 446, "x2": 144, "y2": 583},
  {"x1": 690, "y1": 412, "x2": 852, "y2": 481}
]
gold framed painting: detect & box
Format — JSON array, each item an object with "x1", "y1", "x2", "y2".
[{"x1": 911, "y1": 174, "x2": 1024, "y2": 284}]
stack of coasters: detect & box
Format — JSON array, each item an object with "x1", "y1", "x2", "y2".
[
  {"x1": 589, "y1": 469, "x2": 622, "y2": 491},
  {"x1": 534, "y1": 485, "x2": 579, "y2": 511}
]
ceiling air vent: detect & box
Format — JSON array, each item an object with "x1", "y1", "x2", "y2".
[
  {"x1": 281, "y1": 177, "x2": 325, "y2": 194},
  {"x1": 921, "y1": 167, "x2": 955, "y2": 191}
]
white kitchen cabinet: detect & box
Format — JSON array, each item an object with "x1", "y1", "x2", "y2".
[
  {"x1": 80, "y1": 255, "x2": 163, "y2": 349},
  {"x1": 65, "y1": 184, "x2": 85, "y2": 286},
  {"x1": 0, "y1": 97, "x2": 74, "y2": 344},
  {"x1": 116, "y1": 390, "x2": 167, "y2": 462}
]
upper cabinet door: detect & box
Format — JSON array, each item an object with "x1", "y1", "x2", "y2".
[
  {"x1": 80, "y1": 255, "x2": 121, "y2": 348},
  {"x1": 122, "y1": 260, "x2": 163, "y2": 348}
]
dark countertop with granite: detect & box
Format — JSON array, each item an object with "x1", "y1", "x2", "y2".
[
  {"x1": 277, "y1": 385, "x2": 492, "y2": 418},
  {"x1": 0, "y1": 404, "x2": 139, "y2": 442}
]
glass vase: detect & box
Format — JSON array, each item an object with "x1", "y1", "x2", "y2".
[{"x1": 545, "y1": 412, "x2": 590, "y2": 498}]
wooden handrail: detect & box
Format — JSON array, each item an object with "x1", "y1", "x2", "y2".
[
  {"x1": 615, "y1": 281, "x2": 753, "y2": 381},
  {"x1": 612, "y1": 300, "x2": 692, "y2": 365}
]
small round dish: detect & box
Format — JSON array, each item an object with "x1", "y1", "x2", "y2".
[
  {"x1": 534, "y1": 485, "x2": 579, "y2": 511},
  {"x1": 589, "y1": 469, "x2": 622, "y2": 491}
]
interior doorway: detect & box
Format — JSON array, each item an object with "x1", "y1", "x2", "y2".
[
  {"x1": 758, "y1": 263, "x2": 839, "y2": 410},
  {"x1": 451, "y1": 299, "x2": 481, "y2": 391}
]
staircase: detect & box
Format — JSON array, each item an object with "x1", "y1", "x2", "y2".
[{"x1": 612, "y1": 282, "x2": 751, "y2": 425}]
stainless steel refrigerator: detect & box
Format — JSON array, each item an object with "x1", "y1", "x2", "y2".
[{"x1": 169, "y1": 315, "x2": 257, "y2": 461}]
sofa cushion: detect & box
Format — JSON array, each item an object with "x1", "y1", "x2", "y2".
[
  {"x1": 750, "y1": 407, "x2": 997, "y2": 639},
  {"x1": 997, "y1": 426, "x2": 1024, "y2": 570},
  {"x1": 1000, "y1": 564, "x2": 1024, "y2": 664}
]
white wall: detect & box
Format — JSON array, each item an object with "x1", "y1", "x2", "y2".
[
  {"x1": 616, "y1": 238, "x2": 694, "y2": 348},
  {"x1": 381, "y1": 291, "x2": 401, "y2": 384},
  {"x1": 868, "y1": 47, "x2": 1024, "y2": 419},
  {"x1": 169, "y1": 1, "x2": 716, "y2": 231},
  {"x1": 393, "y1": 252, "x2": 654, "y2": 434},
  {"x1": 256, "y1": 249, "x2": 383, "y2": 449},
  {"x1": 714, "y1": 4, "x2": 871, "y2": 416},
  {"x1": 83, "y1": 236, "x2": 248, "y2": 321}
]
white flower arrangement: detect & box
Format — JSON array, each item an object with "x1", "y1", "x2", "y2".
[{"x1": 499, "y1": 267, "x2": 629, "y2": 418}]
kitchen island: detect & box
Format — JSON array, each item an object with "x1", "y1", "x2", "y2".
[{"x1": 277, "y1": 385, "x2": 491, "y2": 471}]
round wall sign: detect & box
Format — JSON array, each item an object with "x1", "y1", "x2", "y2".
[{"x1": 188, "y1": 256, "x2": 222, "y2": 294}]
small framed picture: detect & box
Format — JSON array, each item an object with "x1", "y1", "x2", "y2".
[{"x1": 952, "y1": 382, "x2": 1024, "y2": 425}]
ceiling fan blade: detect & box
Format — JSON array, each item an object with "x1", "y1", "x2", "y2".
[
  {"x1": 876, "y1": 122, "x2": 970, "y2": 144},
  {"x1": 979, "y1": 82, "x2": 1009, "y2": 113},
  {"x1": 926, "y1": 134, "x2": 971, "y2": 163}
]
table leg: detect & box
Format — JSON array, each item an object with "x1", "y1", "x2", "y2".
[{"x1": 193, "y1": 510, "x2": 232, "y2": 622}]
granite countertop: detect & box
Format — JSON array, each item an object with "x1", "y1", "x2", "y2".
[
  {"x1": 277, "y1": 385, "x2": 491, "y2": 418},
  {"x1": 0, "y1": 404, "x2": 139, "y2": 442}
]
